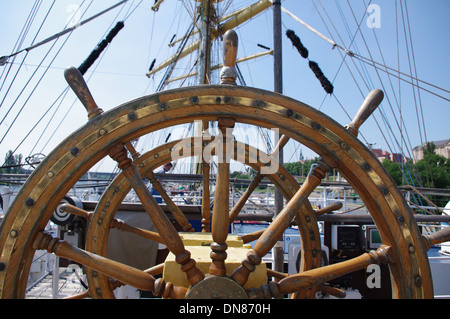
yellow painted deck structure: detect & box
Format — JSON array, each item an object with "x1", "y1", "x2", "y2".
[{"x1": 163, "y1": 233, "x2": 267, "y2": 289}]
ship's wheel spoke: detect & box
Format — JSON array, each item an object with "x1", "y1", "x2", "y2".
[
  {"x1": 98, "y1": 261, "x2": 163, "y2": 291},
  {"x1": 231, "y1": 159, "x2": 331, "y2": 286},
  {"x1": 240, "y1": 229, "x2": 265, "y2": 244},
  {"x1": 209, "y1": 118, "x2": 235, "y2": 276},
  {"x1": 315, "y1": 202, "x2": 343, "y2": 217},
  {"x1": 32, "y1": 231, "x2": 156, "y2": 291},
  {"x1": 64, "y1": 279, "x2": 188, "y2": 299},
  {"x1": 207, "y1": 29, "x2": 238, "y2": 276},
  {"x1": 146, "y1": 169, "x2": 194, "y2": 232},
  {"x1": 61, "y1": 203, "x2": 164, "y2": 244},
  {"x1": 124, "y1": 141, "x2": 195, "y2": 232},
  {"x1": 228, "y1": 135, "x2": 291, "y2": 224},
  {"x1": 57, "y1": 204, "x2": 191, "y2": 298},
  {"x1": 247, "y1": 245, "x2": 392, "y2": 299},
  {"x1": 229, "y1": 172, "x2": 265, "y2": 223},
  {"x1": 64, "y1": 290, "x2": 91, "y2": 300},
  {"x1": 108, "y1": 143, "x2": 205, "y2": 287},
  {"x1": 201, "y1": 121, "x2": 212, "y2": 232},
  {"x1": 201, "y1": 159, "x2": 212, "y2": 232}
]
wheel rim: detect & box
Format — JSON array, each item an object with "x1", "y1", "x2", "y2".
[{"x1": 0, "y1": 85, "x2": 432, "y2": 298}]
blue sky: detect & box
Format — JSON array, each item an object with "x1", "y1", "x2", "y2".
[{"x1": 0, "y1": 0, "x2": 448, "y2": 171}]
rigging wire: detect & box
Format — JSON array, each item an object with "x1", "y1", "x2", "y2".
[
  {"x1": 314, "y1": 0, "x2": 368, "y2": 110},
  {"x1": 345, "y1": 0, "x2": 425, "y2": 187},
  {"x1": 366, "y1": 0, "x2": 424, "y2": 188},
  {"x1": 282, "y1": 3, "x2": 449, "y2": 102},
  {"x1": 0, "y1": 1, "x2": 92, "y2": 166},
  {"x1": 399, "y1": 0, "x2": 431, "y2": 188},
  {"x1": 8, "y1": 88, "x2": 69, "y2": 161},
  {"x1": 0, "y1": 0, "x2": 129, "y2": 63},
  {"x1": 308, "y1": 0, "x2": 425, "y2": 189},
  {"x1": 0, "y1": 0, "x2": 83, "y2": 120},
  {"x1": 146, "y1": 7, "x2": 157, "y2": 76},
  {"x1": 22, "y1": 43, "x2": 134, "y2": 158},
  {"x1": 308, "y1": 0, "x2": 370, "y2": 146},
  {"x1": 0, "y1": 1, "x2": 78, "y2": 145},
  {"x1": 351, "y1": 55, "x2": 450, "y2": 103},
  {"x1": 139, "y1": 1, "x2": 191, "y2": 155},
  {"x1": 137, "y1": 1, "x2": 199, "y2": 165},
  {"x1": 0, "y1": 0, "x2": 43, "y2": 89},
  {"x1": 402, "y1": 0, "x2": 428, "y2": 145},
  {"x1": 123, "y1": 0, "x2": 144, "y2": 21},
  {"x1": 1, "y1": 1, "x2": 134, "y2": 168},
  {"x1": 0, "y1": 0, "x2": 54, "y2": 111},
  {"x1": 364, "y1": 0, "x2": 415, "y2": 187},
  {"x1": 37, "y1": 1, "x2": 134, "y2": 160},
  {"x1": 88, "y1": 0, "x2": 144, "y2": 179},
  {"x1": 395, "y1": 0, "x2": 404, "y2": 185},
  {"x1": 1, "y1": 1, "x2": 131, "y2": 158}
]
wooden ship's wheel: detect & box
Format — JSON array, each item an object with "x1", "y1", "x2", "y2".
[{"x1": 1, "y1": 31, "x2": 448, "y2": 300}]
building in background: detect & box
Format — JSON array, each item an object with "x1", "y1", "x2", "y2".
[
  {"x1": 413, "y1": 139, "x2": 450, "y2": 163},
  {"x1": 371, "y1": 148, "x2": 406, "y2": 163}
]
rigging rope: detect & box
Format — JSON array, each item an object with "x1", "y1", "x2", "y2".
[
  {"x1": 307, "y1": 0, "x2": 420, "y2": 189},
  {"x1": 1, "y1": 1, "x2": 132, "y2": 167},
  {"x1": 156, "y1": 20, "x2": 197, "y2": 92},
  {"x1": 0, "y1": 1, "x2": 94, "y2": 168},
  {"x1": 0, "y1": 21, "x2": 75, "y2": 145},
  {"x1": 347, "y1": 0, "x2": 427, "y2": 188},
  {"x1": 282, "y1": 3, "x2": 449, "y2": 101},
  {"x1": 0, "y1": 0, "x2": 43, "y2": 87},
  {"x1": 0, "y1": 0, "x2": 55, "y2": 110},
  {"x1": 38, "y1": 2, "x2": 133, "y2": 156},
  {"x1": 310, "y1": 0, "x2": 430, "y2": 192},
  {"x1": 0, "y1": 0, "x2": 129, "y2": 65}
]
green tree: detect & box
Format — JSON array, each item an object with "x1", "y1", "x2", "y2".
[
  {"x1": 381, "y1": 158, "x2": 403, "y2": 186},
  {"x1": 382, "y1": 143, "x2": 449, "y2": 189},
  {"x1": 284, "y1": 158, "x2": 319, "y2": 179},
  {"x1": 382, "y1": 143, "x2": 449, "y2": 208},
  {"x1": 0, "y1": 150, "x2": 24, "y2": 174},
  {"x1": 417, "y1": 143, "x2": 450, "y2": 189},
  {"x1": 230, "y1": 171, "x2": 252, "y2": 190}
]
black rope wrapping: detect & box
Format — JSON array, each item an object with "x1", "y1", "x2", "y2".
[
  {"x1": 286, "y1": 29, "x2": 308, "y2": 59},
  {"x1": 257, "y1": 43, "x2": 271, "y2": 51},
  {"x1": 309, "y1": 61, "x2": 334, "y2": 94},
  {"x1": 78, "y1": 21, "x2": 125, "y2": 75},
  {"x1": 149, "y1": 58, "x2": 156, "y2": 72},
  {"x1": 286, "y1": 29, "x2": 334, "y2": 94}
]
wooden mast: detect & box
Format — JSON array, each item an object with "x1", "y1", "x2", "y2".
[
  {"x1": 197, "y1": 0, "x2": 214, "y2": 226},
  {"x1": 272, "y1": 0, "x2": 284, "y2": 278},
  {"x1": 146, "y1": 0, "x2": 273, "y2": 78},
  {"x1": 197, "y1": 0, "x2": 213, "y2": 85}
]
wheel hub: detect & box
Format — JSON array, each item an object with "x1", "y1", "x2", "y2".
[{"x1": 185, "y1": 275, "x2": 248, "y2": 299}]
